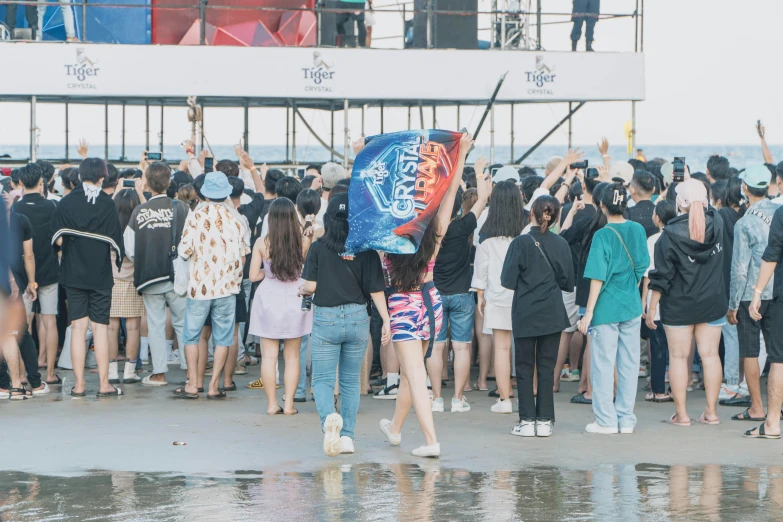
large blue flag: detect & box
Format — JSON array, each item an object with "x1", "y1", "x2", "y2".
[{"x1": 344, "y1": 130, "x2": 462, "y2": 255}]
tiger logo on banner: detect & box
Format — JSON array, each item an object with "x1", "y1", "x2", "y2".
[{"x1": 345, "y1": 130, "x2": 462, "y2": 255}]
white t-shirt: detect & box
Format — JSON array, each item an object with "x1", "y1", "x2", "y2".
[
  {"x1": 524, "y1": 187, "x2": 549, "y2": 211},
  {"x1": 645, "y1": 231, "x2": 662, "y2": 321}
]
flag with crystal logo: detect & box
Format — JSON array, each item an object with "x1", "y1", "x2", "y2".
[{"x1": 344, "y1": 129, "x2": 462, "y2": 255}]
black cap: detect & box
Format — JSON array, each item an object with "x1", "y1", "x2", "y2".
[{"x1": 325, "y1": 192, "x2": 349, "y2": 220}]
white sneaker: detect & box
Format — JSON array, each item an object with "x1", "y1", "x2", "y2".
[
  {"x1": 167, "y1": 350, "x2": 180, "y2": 365},
  {"x1": 339, "y1": 436, "x2": 355, "y2": 455},
  {"x1": 451, "y1": 397, "x2": 470, "y2": 412},
  {"x1": 32, "y1": 382, "x2": 50, "y2": 396},
  {"x1": 431, "y1": 397, "x2": 444, "y2": 412},
  {"x1": 490, "y1": 398, "x2": 513, "y2": 414},
  {"x1": 718, "y1": 384, "x2": 739, "y2": 400},
  {"x1": 638, "y1": 367, "x2": 648, "y2": 378},
  {"x1": 511, "y1": 421, "x2": 536, "y2": 437},
  {"x1": 412, "y1": 443, "x2": 440, "y2": 458},
  {"x1": 380, "y1": 419, "x2": 401, "y2": 446},
  {"x1": 536, "y1": 420, "x2": 553, "y2": 437},
  {"x1": 620, "y1": 426, "x2": 634, "y2": 434},
  {"x1": 323, "y1": 413, "x2": 343, "y2": 457},
  {"x1": 108, "y1": 361, "x2": 120, "y2": 384},
  {"x1": 585, "y1": 422, "x2": 619, "y2": 435}
]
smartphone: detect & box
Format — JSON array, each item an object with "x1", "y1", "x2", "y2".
[
  {"x1": 757, "y1": 120, "x2": 764, "y2": 138},
  {"x1": 672, "y1": 157, "x2": 685, "y2": 183},
  {"x1": 122, "y1": 179, "x2": 135, "y2": 188},
  {"x1": 147, "y1": 151, "x2": 162, "y2": 161},
  {"x1": 585, "y1": 167, "x2": 599, "y2": 179},
  {"x1": 297, "y1": 168, "x2": 306, "y2": 179},
  {"x1": 204, "y1": 157, "x2": 214, "y2": 173},
  {"x1": 459, "y1": 127, "x2": 475, "y2": 155},
  {"x1": 570, "y1": 160, "x2": 588, "y2": 170},
  {"x1": 490, "y1": 167, "x2": 500, "y2": 178}
]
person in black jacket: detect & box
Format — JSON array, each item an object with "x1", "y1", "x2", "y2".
[
  {"x1": 501, "y1": 196, "x2": 574, "y2": 438},
  {"x1": 647, "y1": 179, "x2": 727, "y2": 427}
]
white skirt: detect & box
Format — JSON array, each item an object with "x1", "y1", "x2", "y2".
[{"x1": 483, "y1": 302, "x2": 512, "y2": 332}]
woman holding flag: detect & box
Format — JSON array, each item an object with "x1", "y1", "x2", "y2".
[{"x1": 357, "y1": 132, "x2": 473, "y2": 458}]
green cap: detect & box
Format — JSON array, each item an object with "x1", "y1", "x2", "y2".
[{"x1": 740, "y1": 165, "x2": 771, "y2": 189}]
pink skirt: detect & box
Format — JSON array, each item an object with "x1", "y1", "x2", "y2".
[{"x1": 248, "y1": 276, "x2": 313, "y2": 339}]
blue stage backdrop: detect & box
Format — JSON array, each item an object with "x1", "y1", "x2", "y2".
[{"x1": 345, "y1": 129, "x2": 462, "y2": 255}]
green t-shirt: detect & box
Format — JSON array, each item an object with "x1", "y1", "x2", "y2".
[{"x1": 583, "y1": 221, "x2": 650, "y2": 326}]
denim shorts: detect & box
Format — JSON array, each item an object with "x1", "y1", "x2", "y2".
[
  {"x1": 663, "y1": 317, "x2": 727, "y2": 329},
  {"x1": 435, "y1": 293, "x2": 475, "y2": 343},
  {"x1": 183, "y1": 295, "x2": 236, "y2": 346}
]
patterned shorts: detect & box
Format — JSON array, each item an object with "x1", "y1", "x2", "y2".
[{"x1": 388, "y1": 286, "x2": 443, "y2": 344}]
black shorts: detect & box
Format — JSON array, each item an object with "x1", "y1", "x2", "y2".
[
  {"x1": 737, "y1": 300, "x2": 773, "y2": 359},
  {"x1": 65, "y1": 286, "x2": 112, "y2": 325},
  {"x1": 768, "y1": 298, "x2": 783, "y2": 364}
]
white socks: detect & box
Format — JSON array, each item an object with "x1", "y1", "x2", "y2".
[
  {"x1": 123, "y1": 361, "x2": 137, "y2": 379},
  {"x1": 140, "y1": 337, "x2": 150, "y2": 362},
  {"x1": 387, "y1": 372, "x2": 399, "y2": 387}
]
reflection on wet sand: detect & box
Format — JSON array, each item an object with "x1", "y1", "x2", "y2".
[{"x1": 1, "y1": 464, "x2": 782, "y2": 521}]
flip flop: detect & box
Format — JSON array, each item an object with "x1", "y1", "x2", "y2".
[
  {"x1": 668, "y1": 413, "x2": 691, "y2": 427},
  {"x1": 268, "y1": 406, "x2": 283, "y2": 415},
  {"x1": 744, "y1": 423, "x2": 781, "y2": 439},
  {"x1": 70, "y1": 387, "x2": 87, "y2": 397},
  {"x1": 96, "y1": 386, "x2": 123, "y2": 398},
  {"x1": 570, "y1": 392, "x2": 592, "y2": 405},
  {"x1": 645, "y1": 393, "x2": 674, "y2": 403},
  {"x1": 732, "y1": 408, "x2": 766, "y2": 422},
  {"x1": 45, "y1": 375, "x2": 63, "y2": 385},
  {"x1": 472, "y1": 384, "x2": 488, "y2": 392},
  {"x1": 719, "y1": 394, "x2": 752, "y2": 407},
  {"x1": 283, "y1": 408, "x2": 299, "y2": 416},
  {"x1": 172, "y1": 387, "x2": 199, "y2": 399},
  {"x1": 207, "y1": 391, "x2": 227, "y2": 400},
  {"x1": 699, "y1": 413, "x2": 720, "y2": 425},
  {"x1": 221, "y1": 382, "x2": 237, "y2": 392},
  {"x1": 141, "y1": 375, "x2": 168, "y2": 387}
]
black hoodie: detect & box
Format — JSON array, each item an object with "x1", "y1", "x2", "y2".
[{"x1": 648, "y1": 209, "x2": 728, "y2": 326}]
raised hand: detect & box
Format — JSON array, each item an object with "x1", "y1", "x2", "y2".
[
  {"x1": 597, "y1": 137, "x2": 609, "y2": 156},
  {"x1": 459, "y1": 132, "x2": 475, "y2": 157},
  {"x1": 473, "y1": 156, "x2": 489, "y2": 177},
  {"x1": 77, "y1": 138, "x2": 89, "y2": 159},
  {"x1": 563, "y1": 148, "x2": 584, "y2": 166}
]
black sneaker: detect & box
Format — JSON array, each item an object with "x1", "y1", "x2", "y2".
[{"x1": 374, "y1": 383, "x2": 399, "y2": 400}]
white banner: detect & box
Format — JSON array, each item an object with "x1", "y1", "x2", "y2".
[{"x1": 0, "y1": 43, "x2": 645, "y2": 102}]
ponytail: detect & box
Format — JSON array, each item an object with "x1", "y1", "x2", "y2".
[
  {"x1": 688, "y1": 201, "x2": 706, "y2": 243},
  {"x1": 531, "y1": 195, "x2": 561, "y2": 235}
]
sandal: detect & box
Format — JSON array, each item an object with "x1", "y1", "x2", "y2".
[
  {"x1": 744, "y1": 423, "x2": 781, "y2": 439},
  {"x1": 645, "y1": 392, "x2": 673, "y2": 403},
  {"x1": 719, "y1": 394, "x2": 752, "y2": 407},
  {"x1": 70, "y1": 387, "x2": 87, "y2": 397},
  {"x1": 45, "y1": 375, "x2": 63, "y2": 385},
  {"x1": 96, "y1": 386, "x2": 123, "y2": 398},
  {"x1": 732, "y1": 408, "x2": 766, "y2": 422},
  {"x1": 668, "y1": 413, "x2": 691, "y2": 427},
  {"x1": 9, "y1": 387, "x2": 29, "y2": 401},
  {"x1": 172, "y1": 387, "x2": 199, "y2": 399},
  {"x1": 570, "y1": 392, "x2": 592, "y2": 405},
  {"x1": 284, "y1": 408, "x2": 299, "y2": 416},
  {"x1": 699, "y1": 412, "x2": 720, "y2": 425},
  {"x1": 221, "y1": 382, "x2": 237, "y2": 392},
  {"x1": 268, "y1": 406, "x2": 283, "y2": 415},
  {"x1": 472, "y1": 384, "x2": 488, "y2": 392},
  {"x1": 207, "y1": 391, "x2": 227, "y2": 400}
]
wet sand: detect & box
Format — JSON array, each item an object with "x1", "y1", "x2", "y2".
[{"x1": 1, "y1": 367, "x2": 778, "y2": 476}]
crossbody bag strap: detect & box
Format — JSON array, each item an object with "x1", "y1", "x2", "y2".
[
  {"x1": 525, "y1": 234, "x2": 556, "y2": 279},
  {"x1": 344, "y1": 255, "x2": 371, "y2": 303},
  {"x1": 170, "y1": 199, "x2": 178, "y2": 258},
  {"x1": 606, "y1": 226, "x2": 635, "y2": 273}
]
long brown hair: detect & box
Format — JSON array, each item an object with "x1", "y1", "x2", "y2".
[
  {"x1": 386, "y1": 220, "x2": 440, "y2": 291},
  {"x1": 265, "y1": 198, "x2": 304, "y2": 282}
]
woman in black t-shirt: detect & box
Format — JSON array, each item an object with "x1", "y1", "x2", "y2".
[{"x1": 301, "y1": 193, "x2": 391, "y2": 457}]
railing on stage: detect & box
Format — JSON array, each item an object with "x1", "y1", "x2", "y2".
[{"x1": 0, "y1": 0, "x2": 644, "y2": 52}]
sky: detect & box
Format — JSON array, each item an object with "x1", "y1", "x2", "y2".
[{"x1": 1, "y1": 0, "x2": 781, "y2": 151}]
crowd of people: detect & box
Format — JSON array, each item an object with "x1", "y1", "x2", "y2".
[{"x1": 2, "y1": 125, "x2": 783, "y2": 459}]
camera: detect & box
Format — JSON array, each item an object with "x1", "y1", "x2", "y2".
[
  {"x1": 122, "y1": 179, "x2": 135, "y2": 188},
  {"x1": 585, "y1": 167, "x2": 599, "y2": 179},
  {"x1": 672, "y1": 157, "x2": 686, "y2": 183},
  {"x1": 301, "y1": 294, "x2": 313, "y2": 312},
  {"x1": 147, "y1": 152, "x2": 162, "y2": 161},
  {"x1": 570, "y1": 160, "x2": 588, "y2": 170},
  {"x1": 204, "y1": 157, "x2": 214, "y2": 173}
]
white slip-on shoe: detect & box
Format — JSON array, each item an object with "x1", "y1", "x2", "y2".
[
  {"x1": 535, "y1": 420, "x2": 553, "y2": 437},
  {"x1": 620, "y1": 426, "x2": 635, "y2": 434},
  {"x1": 490, "y1": 398, "x2": 513, "y2": 414},
  {"x1": 380, "y1": 419, "x2": 401, "y2": 446},
  {"x1": 412, "y1": 443, "x2": 440, "y2": 458},
  {"x1": 323, "y1": 413, "x2": 343, "y2": 457},
  {"x1": 511, "y1": 421, "x2": 536, "y2": 437},
  {"x1": 585, "y1": 422, "x2": 619, "y2": 435},
  {"x1": 451, "y1": 397, "x2": 470, "y2": 412},
  {"x1": 141, "y1": 375, "x2": 168, "y2": 386},
  {"x1": 431, "y1": 397, "x2": 444, "y2": 412},
  {"x1": 339, "y1": 436, "x2": 355, "y2": 455},
  {"x1": 32, "y1": 382, "x2": 50, "y2": 396}
]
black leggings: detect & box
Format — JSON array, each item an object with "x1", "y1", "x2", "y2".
[
  {"x1": 515, "y1": 332, "x2": 560, "y2": 422},
  {"x1": 649, "y1": 320, "x2": 669, "y2": 394}
]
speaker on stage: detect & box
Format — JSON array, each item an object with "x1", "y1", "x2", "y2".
[{"x1": 411, "y1": 0, "x2": 477, "y2": 49}]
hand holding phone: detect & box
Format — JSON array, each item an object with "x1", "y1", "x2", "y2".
[
  {"x1": 204, "y1": 157, "x2": 214, "y2": 173},
  {"x1": 672, "y1": 157, "x2": 686, "y2": 183},
  {"x1": 147, "y1": 152, "x2": 162, "y2": 161},
  {"x1": 757, "y1": 120, "x2": 765, "y2": 139}
]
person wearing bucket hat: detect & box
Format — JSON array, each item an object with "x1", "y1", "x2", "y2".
[
  {"x1": 648, "y1": 178, "x2": 728, "y2": 428},
  {"x1": 175, "y1": 170, "x2": 250, "y2": 400},
  {"x1": 724, "y1": 166, "x2": 781, "y2": 419},
  {"x1": 301, "y1": 192, "x2": 391, "y2": 456}
]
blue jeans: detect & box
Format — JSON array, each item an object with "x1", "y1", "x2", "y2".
[
  {"x1": 183, "y1": 296, "x2": 236, "y2": 346},
  {"x1": 310, "y1": 303, "x2": 369, "y2": 439},
  {"x1": 590, "y1": 316, "x2": 641, "y2": 430},
  {"x1": 296, "y1": 334, "x2": 310, "y2": 399},
  {"x1": 722, "y1": 323, "x2": 739, "y2": 385},
  {"x1": 435, "y1": 293, "x2": 475, "y2": 343}
]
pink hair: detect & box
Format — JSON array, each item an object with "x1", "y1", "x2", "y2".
[{"x1": 688, "y1": 201, "x2": 706, "y2": 243}]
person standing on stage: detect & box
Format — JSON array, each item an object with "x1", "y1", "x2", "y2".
[{"x1": 571, "y1": 0, "x2": 600, "y2": 52}]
